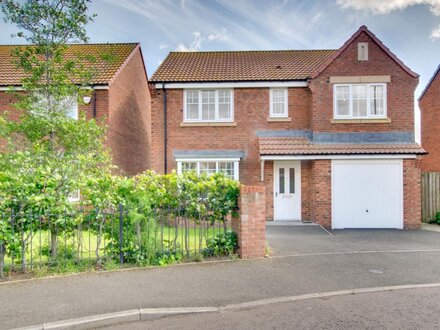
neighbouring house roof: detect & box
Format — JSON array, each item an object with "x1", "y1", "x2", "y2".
[
  {"x1": 150, "y1": 49, "x2": 336, "y2": 82},
  {"x1": 259, "y1": 137, "x2": 427, "y2": 156},
  {"x1": 0, "y1": 43, "x2": 141, "y2": 86},
  {"x1": 418, "y1": 64, "x2": 440, "y2": 101}
]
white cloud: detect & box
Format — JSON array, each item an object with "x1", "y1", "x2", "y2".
[
  {"x1": 431, "y1": 24, "x2": 440, "y2": 38},
  {"x1": 175, "y1": 29, "x2": 231, "y2": 52},
  {"x1": 337, "y1": 0, "x2": 440, "y2": 15},
  {"x1": 337, "y1": 0, "x2": 440, "y2": 39},
  {"x1": 159, "y1": 43, "x2": 169, "y2": 49},
  {"x1": 176, "y1": 31, "x2": 203, "y2": 51},
  {"x1": 207, "y1": 28, "x2": 229, "y2": 42}
]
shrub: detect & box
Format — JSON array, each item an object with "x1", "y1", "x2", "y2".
[
  {"x1": 83, "y1": 171, "x2": 240, "y2": 266},
  {"x1": 203, "y1": 230, "x2": 238, "y2": 257},
  {"x1": 435, "y1": 211, "x2": 440, "y2": 225}
]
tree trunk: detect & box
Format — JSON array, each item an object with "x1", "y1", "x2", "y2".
[
  {"x1": 95, "y1": 221, "x2": 103, "y2": 268},
  {"x1": 50, "y1": 229, "x2": 58, "y2": 260},
  {"x1": 21, "y1": 238, "x2": 27, "y2": 272},
  {"x1": 0, "y1": 243, "x2": 5, "y2": 279}
]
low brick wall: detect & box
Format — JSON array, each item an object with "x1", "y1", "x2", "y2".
[{"x1": 232, "y1": 185, "x2": 266, "y2": 259}]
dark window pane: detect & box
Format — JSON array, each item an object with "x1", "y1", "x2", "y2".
[
  {"x1": 279, "y1": 168, "x2": 285, "y2": 194},
  {"x1": 289, "y1": 168, "x2": 295, "y2": 194}
]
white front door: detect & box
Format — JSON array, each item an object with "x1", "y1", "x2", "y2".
[{"x1": 274, "y1": 161, "x2": 301, "y2": 221}]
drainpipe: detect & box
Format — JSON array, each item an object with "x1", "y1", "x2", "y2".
[
  {"x1": 162, "y1": 84, "x2": 168, "y2": 174},
  {"x1": 92, "y1": 90, "x2": 97, "y2": 118}
]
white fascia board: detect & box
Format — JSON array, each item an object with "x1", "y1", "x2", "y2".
[
  {"x1": 91, "y1": 85, "x2": 109, "y2": 90},
  {"x1": 155, "y1": 81, "x2": 308, "y2": 89},
  {"x1": 176, "y1": 158, "x2": 241, "y2": 162},
  {"x1": 260, "y1": 154, "x2": 417, "y2": 160},
  {"x1": 0, "y1": 86, "x2": 23, "y2": 91},
  {"x1": 0, "y1": 85, "x2": 109, "y2": 91}
]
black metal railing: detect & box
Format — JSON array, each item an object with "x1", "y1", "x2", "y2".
[{"x1": 0, "y1": 204, "x2": 232, "y2": 278}]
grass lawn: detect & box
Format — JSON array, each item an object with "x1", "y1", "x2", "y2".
[{"x1": 4, "y1": 223, "x2": 229, "y2": 269}]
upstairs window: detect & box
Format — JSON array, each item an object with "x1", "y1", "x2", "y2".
[
  {"x1": 334, "y1": 84, "x2": 386, "y2": 119},
  {"x1": 270, "y1": 88, "x2": 288, "y2": 117},
  {"x1": 184, "y1": 90, "x2": 233, "y2": 122}
]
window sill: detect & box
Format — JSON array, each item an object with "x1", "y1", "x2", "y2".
[
  {"x1": 331, "y1": 118, "x2": 391, "y2": 124},
  {"x1": 180, "y1": 122, "x2": 237, "y2": 127},
  {"x1": 267, "y1": 117, "x2": 292, "y2": 122}
]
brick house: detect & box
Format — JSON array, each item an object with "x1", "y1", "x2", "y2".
[
  {"x1": 150, "y1": 26, "x2": 425, "y2": 229},
  {"x1": 0, "y1": 43, "x2": 151, "y2": 175},
  {"x1": 419, "y1": 65, "x2": 440, "y2": 172}
]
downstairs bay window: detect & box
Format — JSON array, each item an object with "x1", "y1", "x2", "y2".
[
  {"x1": 177, "y1": 160, "x2": 239, "y2": 180},
  {"x1": 334, "y1": 83, "x2": 386, "y2": 119}
]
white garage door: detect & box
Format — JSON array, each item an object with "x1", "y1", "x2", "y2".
[{"x1": 332, "y1": 159, "x2": 403, "y2": 229}]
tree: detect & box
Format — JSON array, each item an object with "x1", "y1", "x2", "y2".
[{"x1": 0, "y1": 0, "x2": 113, "y2": 268}]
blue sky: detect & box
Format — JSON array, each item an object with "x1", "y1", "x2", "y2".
[{"x1": 1, "y1": 0, "x2": 440, "y2": 139}]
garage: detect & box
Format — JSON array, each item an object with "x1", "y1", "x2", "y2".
[{"x1": 332, "y1": 159, "x2": 403, "y2": 229}]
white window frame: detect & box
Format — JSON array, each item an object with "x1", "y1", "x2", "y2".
[
  {"x1": 65, "y1": 96, "x2": 79, "y2": 120},
  {"x1": 269, "y1": 88, "x2": 288, "y2": 118},
  {"x1": 183, "y1": 89, "x2": 234, "y2": 122},
  {"x1": 68, "y1": 189, "x2": 80, "y2": 203},
  {"x1": 333, "y1": 83, "x2": 387, "y2": 119},
  {"x1": 177, "y1": 159, "x2": 239, "y2": 181}
]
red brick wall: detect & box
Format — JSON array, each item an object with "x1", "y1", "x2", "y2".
[
  {"x1": 301, "y1": 160, "x2": 312, "y2": 220},
  {"x1": 151, "y1": 87, "x2": 312, "y2": 222},
  {"x1": 150, "y1": 87, "x2": 311, "y2": 182},
  {"x1": 0, "y1": 92, "x2": 20, "y2": 150},
  {"x1": 0, "y1": 92, "x2": 21, "y2": 121},
  {"x1": 403, "y1": 157, "x2": 422, "y2": 229},
  {"x1": 263, "y1": 160, "x2": 274, "y2": 220},
  {"x1": 420, "y1": 72, "x2": 440, "y2": 172},
  {"x1": 108, "y1": 47, "x2": 151, "y2": 175},
  {"x1": 310, "y1": 160, "x2": 332, "y2": 228},
  {"x1": 232, "y1": 185, "x2": 266, "y2": 259},
  {"x1": 79, "y1": 89, "x2": 109, "y2": 123},
  {"x1": 0, "y1": 90, "x2": 111, "y2": 151},
  {"x1": 309, "y1": 31, "x2": 418, "y2": 133}
]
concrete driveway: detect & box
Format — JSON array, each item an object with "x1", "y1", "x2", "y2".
[{"x1": 266, "y1": 223, "x2": 440, "y2": 256}]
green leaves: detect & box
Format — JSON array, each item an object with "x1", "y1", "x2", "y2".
[
  {"x1": 204, "y1": 230, "x2": 238, "y2": 257},
  {"x1": 1, "y1": 0, "x2": 94, "y2": 45}
]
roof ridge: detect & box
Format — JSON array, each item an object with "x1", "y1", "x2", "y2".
[
  {"x1": 169, "y1": 49, "x2": 337, "y2": 54},
  {"x1": 0, "y1": 42, "x2": 140, "y2": 47}
]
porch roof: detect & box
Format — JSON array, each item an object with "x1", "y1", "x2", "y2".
[{"x1": 258, "y1": 137, "x2": 427, "y2": 156}]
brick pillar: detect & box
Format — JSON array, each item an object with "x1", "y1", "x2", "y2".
[
  {"x1": 232, "y1": 185, "x2": 266, "y2": 259},
  {"x1": 311, "y1": 160, "x2": 332, "y2": 228},
  {"x1": 403, "y1": 157, "x2": 422, "y2": 229}
]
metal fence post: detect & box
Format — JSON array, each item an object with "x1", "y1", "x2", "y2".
[{"x1": 119, "y1": 203, "x2": 124, "y2": 265}]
